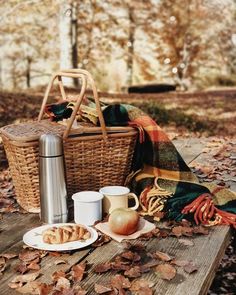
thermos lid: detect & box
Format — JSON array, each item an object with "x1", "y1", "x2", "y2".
[{"x1": 39, "y1": 134, "x2": 63, "y2": 157}]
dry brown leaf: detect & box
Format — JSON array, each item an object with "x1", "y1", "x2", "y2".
[
  {"x1": 27, "y1": 262, "x2": 41, "y2": 271},
  {"x1": 121, "y1": 251, "x2": 141, "y2": 262},
  {"x1": 0, "y1": 257, "x2": 6, "y2": 274},
  {"x1": 15, "y1": 281, "x2": 44, "y2": 294},
  {"x1": 94, "y1": 283, "x2": 112, "y2": 294},
  {"x1": 52, "y1": 270, "x2": 66, "y2": 282},
  {"x1": 171, "y1": 259, "x2": 190, "y2": 267},
  {"x1": 178, "y1": 239, "x2": 194, "y2": 246},
  {"x1": 153, "y1": 251, "x2": 172, "y2": 262},
  {"x1": 155, "y1": 264, "x2": 176, "y2": 281},
  {"x1": 71, "y1": 261, "x2": 87, "y2": 282},
  {"x1": 54, "y1": 259, "x2": 68, "y2": 265},
  {"x1": 94, "y1": 262, "x2": 112, "y2": 273},
  {"x1": 110, "y1": 274, "x2": 131, "y2": 289},
  {"x1": 193, "y1": 226, "x2": 209, "y2": 235},
  {"x1": 130, "y1": 278, "x2": 154, "y2": 291},
  {"x1": 8, "y1": 282, "x2": 24, "y2": 289},
  {"x1": 92, "y1": 234, "x2": 111, "y2": 247},
  {"x1": 124, "y1": 266, "x2": 142, "y2": 278},
  {"x1": 55, "y1": 276, "x2": 71, "y2": 289},
  {"x1": 184, "y1": 262, "x2": 198, "y2": 274},
  {"x1": 18, "y1": 250, "x2": 40, "y2": 263},
  {"x1": 11, "y1": 272, "x2": 40, "y2": 284},
  {"x1": 1, "y1": 253, "x2": 17, "y2": 259},
  {"x1": 124, "y1": 241, "x2": 146, "y2": 252},
  {"x1": 15, "y1": 263, "x2": 28, "y2": 274},
  {"x1": 140, "y1": 259, "x2": 160, "y2": 272}
]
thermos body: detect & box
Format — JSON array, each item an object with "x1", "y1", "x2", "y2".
[{"x1": 39, "y1": 134, "x2": 68, "y2": 224}]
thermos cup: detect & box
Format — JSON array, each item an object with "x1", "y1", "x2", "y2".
[{"x1": 39, "y1": 134, "x2": 68, "y2": 224}]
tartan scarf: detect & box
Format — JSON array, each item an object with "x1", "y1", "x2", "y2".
[{"x1": 45, "y1": 101, "x2": 236, "y2": 228}]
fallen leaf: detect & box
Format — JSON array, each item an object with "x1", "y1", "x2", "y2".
[
  {"x1": 140, "y1": 259, "x2": 160, "y2": 272},
  {"x1": 178, "y1": 239, "x2": 194, "y2": 246},
  {"x1": 171, "y1": 259, "x2": 190, "y2": 267},
  {"x1": 27, "y1": 261, "x2": 41, "y2": 271},
  {"x1": 8, "y1": 282, "x2": 24, "y2": 289},
  {"x1": 0, "y1": 257, "x2": 6, "y2": 273},
  {"x1": 193, "y1": 226, "x2": 209, "y2": 235},
  {"x1": 130, "y1": 278, "x2": 154, "y2": 294},
  {"x1": 110, "y1": 274, "x2": 131, "y2": 289},
  {"x1": 18, "y1": 250, "x2": 40, "y2": 263},
  {"x1": 153, "y1": 251, "x2": 172, "y2": 262},
  {"x1": 52, "y1": 270, "x2": 66, "y2": 282},
  {"x1": 1, "y1": 253, "x2": 17, "y2": 259},
  {"x1": 11, "y1": 272, "x2": 40, "y2": 284},
  {"x1": 124, "y1": 266, "x2": 142, "y2": 278},
  {"x1": 54, "y1": 259, "x2": 68, "y2": 265},
  {"x1": 94, "y1": 262, "x2": 112, "y2": 273},
  {"x1": 15, "y1": 281, "x2": 43, "y2": 294},
  {"x1": 92, "y1": 234, "x2": 111, "y2": 247},
  {"x1": 124, "y1": 242, "x2": 146, "y2": 252},
  {"x1": 121, "y1": 251, "x2": 141, "y2": 262},
  {"x1": 184, "y1": 262, "x2": 198, "y2": 274},
  {"x1": 55, "y1": 276, "x2": 71, "y2": 289},
  {"x1": 71, "y1": 261, "x2": 87, "y2": 282},
  {"x1": 94, "y1": 283, "x2": 112, "y2": 294},
  {"x1": 155, "y1": 264, "x2": 176, "y2": 280},
  {"x1": 15, "y1": 263, "x2": 28, "y2": 274}
]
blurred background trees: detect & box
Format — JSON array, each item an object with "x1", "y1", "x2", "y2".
[{"x1": 0, "y1": 0, "x2": 236, "y2": 92}]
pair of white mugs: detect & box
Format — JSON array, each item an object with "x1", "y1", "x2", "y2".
[{"x1": 72, "y1": 186, "x2": 139, "y2": 226}]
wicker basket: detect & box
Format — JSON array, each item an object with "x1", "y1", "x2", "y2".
[{"x1": 0, "y1": 69, "x2": 137, "y2": 213}]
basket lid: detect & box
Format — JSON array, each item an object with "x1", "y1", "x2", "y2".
[{"x1": 0, "y1": 119, "x2": 135, "y2": 142}]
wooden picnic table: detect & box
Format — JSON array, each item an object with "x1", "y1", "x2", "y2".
[{"x1": 0, "y1": 138, "x2": 234, "y2": 295}]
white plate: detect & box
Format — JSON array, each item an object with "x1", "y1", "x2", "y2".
[{"x1": 23, "y1": 223, "x2": 98, "y2": 251}]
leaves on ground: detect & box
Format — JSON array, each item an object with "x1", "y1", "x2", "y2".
[{"x1": 155, "y1": 264, "x2": 177, "y2": 280}]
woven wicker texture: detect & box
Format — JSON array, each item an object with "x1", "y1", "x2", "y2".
[
  {"x1": 0, "y1": 69, "x2": 138, "y2": 213},
  {"x1": 1, "y1": 130, "x2": 137, "y2": 213}
]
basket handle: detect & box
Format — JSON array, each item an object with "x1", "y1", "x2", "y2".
[{"x1": 38, "y1": 69, "x2": 108, "y2": 141}]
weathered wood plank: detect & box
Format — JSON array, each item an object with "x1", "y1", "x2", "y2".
[
  {"x1": 0, "y1": 213, "x2": 39, "y2": 253},
  {"x1": 74, "y1": 225, "x2": 231, "y2": 295}
]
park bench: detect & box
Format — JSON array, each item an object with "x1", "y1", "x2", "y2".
[{"x1": 0, "y1": 137, "x2": 234, "y2": 295}]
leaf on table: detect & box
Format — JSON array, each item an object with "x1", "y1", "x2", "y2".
[
  {"x1": 11, "y1": 272, "x2": 40, "y2": 284},
  {"x1": 183, "y1": 261, "x2": 198, "y2": 274},
  {"x1": 94, "y1": 283, "x2": 112, "y2": 294},
  {"x1": 178, "y1": 239, "x2": 194, "y2": 246},
  {"x1": 15, "y1": 262, "x2": 28, "y2": 274},
  {"x1": 54, "y1": 259, "x2": 68, "y2": 265},
  {"x1": 121, "y1": 251, "x2": 141, "y2": 262},
  {"x1": 139, "y1": 231, "x2": 154, "y2": 240},
  {"x1": 92, "y1": 234, "x2": 111, "y2": 247},
  {"x1": 124, "y1": 266, "x2": 142, "y2": 278},
  {"x1": 110, "y1": 274, "x2": 131, "y2": 289},
  {"x1": 0, "y1": 257, "x2": 7, "y2": 274},
  {"x1": 52, "y1": 270, "x2": 66, "y2": 282},
  {"x1": 18, "y1": 249, "x2": 41, "y2": 263},
  {"x1": 94, "y1": 262, "x2": 112, "y2": 273},
  {"x1": 14, "y1": 281, "x2": 52, "y2": 294},
  {"x1": 1, "y1": 253, "x2": 18, "y2": 260},
  {"x1": 171, "y1": 259, "x2": 190, "y2": 267},
  {"x1": 8, "y1": 282, "x2": 24, "y2": 289},
  {"x1": 171, "y1": 226, "x2": 193, "y2": 237},
  {"x1": 55, "y1": 276, "x2": 71, "y2": 290},
  {"x1": 27, "y1": 261, "x2": 41, "y2": 271},
  {"x1": 193, "y1": 226, "x2": 209, "y2": 235},
  {"x1": 140, "y1": 259, "x2": 160, "y2": 272},
  {"x1": 49, "y1": 251, "x2": 62, "y2": 257},
  {"x1": 152, "y1": 251, "x2": 172, "y2": 262},
  {"x1": 130, "y1": 278, "x2": 154, "y2": 294},
  {"x1": 70, "y1": 261, "x2": 87, "y2": 282},
  {"x1": 155, "y1": 264, "x2": 176, "y2": 281},
  {"x1": 111, "y1": 260, "x2": 130, "y2": 271}
]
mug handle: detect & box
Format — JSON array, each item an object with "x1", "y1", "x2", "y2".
[{"x1": 128, "y1": 193, "x2": 139, "y2": 210}]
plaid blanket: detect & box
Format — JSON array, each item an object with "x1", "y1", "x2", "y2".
[{"x1": 45, "y1": 101, "x2": 236, "y2": 228}]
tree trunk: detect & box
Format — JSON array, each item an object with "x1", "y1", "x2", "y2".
[
  {"x1": 59, "y1": 0, "x2": 78, "y2": 87},
  {"x1": 26, "y1": 57, "x2": 31, "y2": 88},
  {"x1": 127, "y1": 8, "x2": 135, "y2": 86}
]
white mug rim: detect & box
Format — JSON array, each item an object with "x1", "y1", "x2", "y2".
[
  {"x1": 72, "y1": 191, "x2": 104, "y2": 203},
  {"x1": 99, "y1": 186, "x2": 130, "y2": 196}
]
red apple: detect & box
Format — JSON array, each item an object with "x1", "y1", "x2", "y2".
[{"x1": 108, "y1": 208, "x2": 140, "y2": 235}]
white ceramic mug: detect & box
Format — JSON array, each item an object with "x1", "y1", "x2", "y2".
[
  {"x1": 99, "y1": 186, "x2": 139, "y2": 214},
  {"x1": 72, "y1": 191, "x2": 104, "y2": 226}
]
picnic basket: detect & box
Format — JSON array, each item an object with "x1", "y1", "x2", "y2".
[{"x1": 0, "y1": 69, "x2": 137, "y2": 213}]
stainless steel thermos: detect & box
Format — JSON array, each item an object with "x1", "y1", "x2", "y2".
[{"x1": 39, "y1": 134, "x2": 68, "y2": 224}]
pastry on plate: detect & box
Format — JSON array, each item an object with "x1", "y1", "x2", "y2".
[{"x1": 42, "y1": 224, "x2": 91, "y2": 244}]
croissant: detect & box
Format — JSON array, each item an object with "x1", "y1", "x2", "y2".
[{"x1": 42, "y1": 225, "x2": 91, "y2": 244}]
